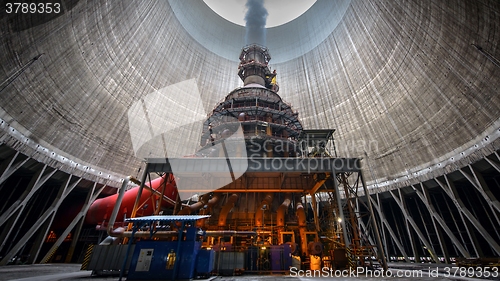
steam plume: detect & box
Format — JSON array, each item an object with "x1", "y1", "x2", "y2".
[{"x1": 245, "y1": 0, "x2": 268, "y2": 46}]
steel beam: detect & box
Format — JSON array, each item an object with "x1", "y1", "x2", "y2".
[
  {"x1": 390, "y1": 189, "x2": 440, "y2": 263},
  {"x1": 356, "y1": 197, "x2": 374, "y2": 247},
  {"x1": 404, "y1": 206, "x2": 421, "y2": 263},
  {"x1": 129, "y1": 165, "x2": 150, "y2": 227},
  {"x1": 421, "y1": 185, "x2": 450, "y2": 263},
  {"x1": 332, "y1": 170, "x2": 349, "y2": 248}
]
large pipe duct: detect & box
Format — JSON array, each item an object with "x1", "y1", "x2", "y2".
[
  {"x1": 218, "y1": 194, "x2": 238, "y2": 227},
  {"x1": 197, "y1": 194, "x2": 221, "y2": 227},
  {"x1": 255, "y1": 193, "x2": 274, "y2": 227},
  {"x1": 203, "y1": 194, "x2": 221, "y2": 211},
  {"x1": 296, "y1": 198, "x2": 308, "y2": 255},
  {"x1": 86, "y1": 175, "x2": 178, "y2": 225},
  {"x1": 296, "y1": 200, "x2": 306, "y2": 227},
  {"x1": 277, "y1": 194, "x2": 292, "y2": 227},
  {"x1": 178, "y1": 194, "x2": 210, "y2": 215},
  {"x1": 104, "y1": 176, "x2": 180, "y2": 239}
]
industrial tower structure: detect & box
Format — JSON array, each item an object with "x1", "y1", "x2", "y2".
[
  {"x1": 113, "y1": 44, "x2": 388, "y2": 274},
  {"x1": 0, "y1": 1, "x2": 498, "y2": 275}
]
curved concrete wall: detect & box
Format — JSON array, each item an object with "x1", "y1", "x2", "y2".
[{"x1": 0, "y1": 0, "x2": 499, "y2": 190}]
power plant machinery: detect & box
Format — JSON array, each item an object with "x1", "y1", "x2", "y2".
[{"x1": 84, "y1": 44, "x2": 387, "y2": 278}]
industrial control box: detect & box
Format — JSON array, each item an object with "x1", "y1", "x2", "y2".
[{"x1": 127, "y1": 240, "x2": 201, "y2": 280}]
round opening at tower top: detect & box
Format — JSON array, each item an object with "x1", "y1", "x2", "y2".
[{"x1": 203, "y1": 0, "x2": 317, "y2": 28}]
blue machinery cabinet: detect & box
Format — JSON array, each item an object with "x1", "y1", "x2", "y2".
[
  {"x1": 246, "y1": 244, "x2": 292, "y2": 272},
  {"x1": 270, "y1": 244, "x2": 292, "y2": 271},
  {"x1": 127, "y1": 240, "x2": 201, "y2": 280},
  {"x1": 196, "y1": 249, "x2": 215, "y2": 276}
]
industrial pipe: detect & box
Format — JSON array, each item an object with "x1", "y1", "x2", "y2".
[
  {"x1": 108, "y1": 226, "x2": 178, "y2": 238},
  {"x1": 296, "y1": 200, "x2": 306, "y2": 227},
  {"x1": 218, "y1": 194, "x2": 238, "y2": 227},
  {"x1": 178, "y1": 194, "x2": 210, "y2": 215},
  {"x1": 205, "y1": 230, "x2": 256, "y2": 237},
  {"x1": 276, "y1": 194, "x2": 292, "y2": 227},
  {"x1": 86, "y1": 175, "x2": 178, "y2": 225},
  {"x1": 196, "y1": 194, "x2": 221, "y2": 228},
  {"x1": 296, "y1": 198, "x2": 308, "y2": 255},
  {"x1": 255, "y1": 193, "x2": 274, "y2": 227}
]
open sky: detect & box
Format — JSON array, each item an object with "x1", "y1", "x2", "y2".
[{"x1": 203, "y1": 0, "x2": 317, "y2": 28}]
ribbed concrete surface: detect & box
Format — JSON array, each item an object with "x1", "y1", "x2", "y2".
[{"x1": 0, "y1": 0, "x2": 499, "y2": 190}]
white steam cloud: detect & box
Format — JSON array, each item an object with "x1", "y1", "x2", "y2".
[{"x1": 245, "y1": 0, "x2": 268, "y2": 45}]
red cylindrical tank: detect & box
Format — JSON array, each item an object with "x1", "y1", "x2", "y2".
[{"x1": 85, "y1": 175, "x2": 178, "y2": 225}]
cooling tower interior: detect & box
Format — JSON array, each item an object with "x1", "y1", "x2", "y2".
[{"x1": 0, "y1": 0, "x2": 499, "y2": 274}]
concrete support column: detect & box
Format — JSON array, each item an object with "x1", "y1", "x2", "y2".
[
  {"x1": 0, "y1": 165, "x2": 50, "y2": 254},
  {"x1": 414, "y1": 199, "x2": 434, "y2": 258},
  {"x1": 484, "y1": 152, "x2": 500, "y2": 173},
  {"x1": 374, "y1": 194, "x2": 390, "y2": 260},
  {"x1": 2, "y1": 173, "x2": 80, "y2": 265},
  {"x1": 390, "y1": 189, "x2": 440, "y2": 263},
  {"x1": 0, "y1": 164, "x2": 53, "y2": 226},
  {"x1": 460, "y1": 165, "x2": 500, "y2": 215},
  {"x1": 370, "y1": 193, "x2": 409, "y2": 262},
  {"x1": 359, "y1": 171, "x2": 388, "y2": 270},
  {"x1": 435, "y1": 175, "x2": 500, "y2": 256},
  {"x1": 65, "y1": 182, "x2": 99, "y2": 263},
  {"x1": 412, "y1": 183, "x2": 470, "y2": 260},
  {"x1": 0, "y1": 151, "x2": 30, "y2": 186},
  {"x1": 41, "y1": 182, "x2": 105, "y2": 263}
]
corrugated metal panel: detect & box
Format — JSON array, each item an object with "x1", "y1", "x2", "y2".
[{"x1": 125, "y1": 215, "x2": 210, "y2": 223}]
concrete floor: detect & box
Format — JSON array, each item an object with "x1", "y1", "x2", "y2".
[{"x1": 0, "y1": 263, "x2": 497, "y2": 281}]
